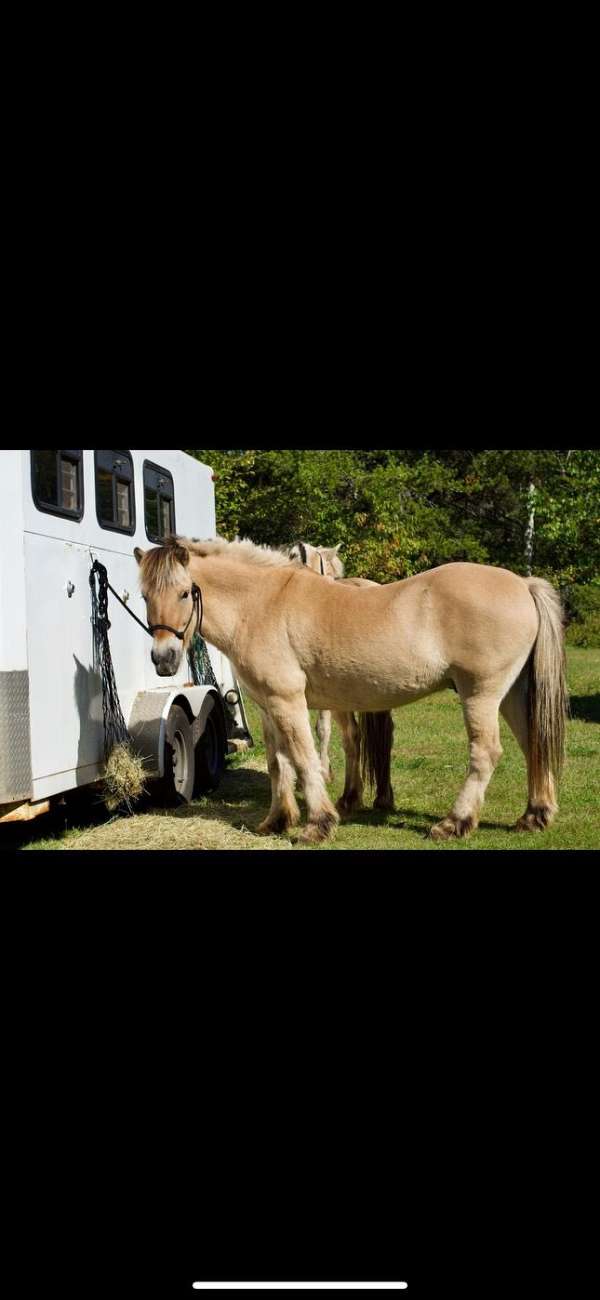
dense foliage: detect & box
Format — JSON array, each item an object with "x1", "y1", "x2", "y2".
[{"x1": 185, "y1": 449, "x2": 600, "y2": 642}]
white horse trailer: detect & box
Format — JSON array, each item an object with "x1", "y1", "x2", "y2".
[{"x1": 0, "y1": 448, "x2": 252, "y2": 823}]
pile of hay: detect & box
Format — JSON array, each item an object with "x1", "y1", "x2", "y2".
[{"x1": 102, "y1": 743, "x2": 147, "y2": 813}]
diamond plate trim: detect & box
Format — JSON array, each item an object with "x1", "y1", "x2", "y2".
[{"x1": 0, "y1": 671, "x2": 33, "y2": 802}]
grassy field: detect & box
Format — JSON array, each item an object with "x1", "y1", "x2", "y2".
[{"x1": 6, "y1": 647, "x2": 599, "y2": 852}]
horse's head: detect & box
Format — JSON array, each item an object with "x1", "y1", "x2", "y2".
[
  {"x1": 289, "y1": 541, "x2": 345, "y2": 579},
  {"x1": 134, "y1": 540, "x2": 198, "y2": 677}
]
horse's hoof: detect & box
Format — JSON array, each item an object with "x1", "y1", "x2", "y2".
[
  {"x1": 336, "y1": 793, "x2": 362, "y2": 817},
  {"x1": 429, "y1": 818, "x2": 456, "y2": 841},
  {"x1": 373, "y1": 795, "x2": 395, "y2": 813},
  {"x1": 257, "y1": 813, "x2": 296, "y2": 835},
  {"x1": 514, "y1": 806, "x2": 554, "y2": 832},
  {"x1": 297, "y1": 812, "x2": 339, "y2": 844},
  {"x1": 429, "y1": 815, "x2": 475, "y2": 841}
]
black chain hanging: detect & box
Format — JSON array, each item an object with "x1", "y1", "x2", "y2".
[{"x1": 90, "y1": 560, "x2": 132, "y2": 760}]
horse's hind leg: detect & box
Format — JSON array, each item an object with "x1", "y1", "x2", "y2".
[
  {"x1": 332, "y1": 711, "x2": 364, "y2": 816},
  {"x1": 368, "y1": 712, "x2": 395, "y2": 812},
  {"x1": 256, "y1": 707, "x2": 300, "y2": 835},
  {"x1": 268, "y1": 695, "x2": 339, "y2": 843},
  {"x1": 430, "y1": 693, "x2": 503, "y2": 841},
  {"x1": 316, "y1": 710, "x2": 333, "y2": 782},
  {"x1": 500, "y1": 670, "x2": 557, "y2": 831}
]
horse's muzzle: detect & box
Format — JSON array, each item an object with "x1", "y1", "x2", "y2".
[{"x1": 151, "y1": 643, "x2": 181, "y2": 676}]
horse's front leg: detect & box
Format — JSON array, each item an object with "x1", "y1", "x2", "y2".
[
  {"x1": 256, "y1": 707, "x2": 300, "y2": 835},
  {"x1": 315, "y1": 710, "x2": 333, "y2": 782},
  {"x1": 267, "y1": 694, "x2": 339, "y2": 843}
]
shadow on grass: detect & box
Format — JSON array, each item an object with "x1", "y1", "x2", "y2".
[
  {"x1": 1, "y1": 789, "x2": 113, "y2": 850},
  {"x1": 347, "y1": 803, "x2": 513, "y2": 836},
  {"x1": 142, "y1": 766, "x2": 273, "y2": 835},
  {"x1": 569, "y1": 694, "x2": 600, "y2": 724}
]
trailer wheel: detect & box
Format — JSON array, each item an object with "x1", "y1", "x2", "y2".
[
  {"x1": 155, "y1": 704, "x2": 195, "y2": 805},
  {"x1": 194, "y1": 706, "x2": 226, "y2": 795}
]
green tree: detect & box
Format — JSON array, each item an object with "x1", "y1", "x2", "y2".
[{"x1": 185, "y1": 448, "x2": 600, "y2": 594}]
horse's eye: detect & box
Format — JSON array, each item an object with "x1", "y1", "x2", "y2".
[{"x1": 180, "y1": 590, "x2": 189, "y2": 600}]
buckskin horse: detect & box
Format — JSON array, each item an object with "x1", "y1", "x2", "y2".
[{"x1": 134, "y1": 535, "x2": 567, "y2": 845}]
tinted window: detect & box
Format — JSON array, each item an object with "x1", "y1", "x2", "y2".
[
  {"x1": 143, "y1": 461, "x2": 175, "y2": 543},
  {"x1": 31, "y1": 450, "x2": 83, "y2": 520},
  {"x1": 94, "y1": 450, "x2": 135, "y2": 535}
]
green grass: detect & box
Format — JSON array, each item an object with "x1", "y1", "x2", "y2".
[{"x1": 7, "y1": 647, "x2": 600, "y2": 851}]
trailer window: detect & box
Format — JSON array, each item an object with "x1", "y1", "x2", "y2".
[
  {"x1": 31, "y1": 450, "x2": 83, "y2": 520},
  {"x1": 143, "y1": 461, "x2": 175, "y2": 542},
  {"x1": 94, "y1": 450, "x2": 135, "y2": 535}
]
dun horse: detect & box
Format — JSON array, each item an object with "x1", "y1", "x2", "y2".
[
  {"x1": 135, "y1": 536, "x2": 567, "y2": 844},
  {"x1": 286, "y1": 541, "x2": 394, "y2": 813}
]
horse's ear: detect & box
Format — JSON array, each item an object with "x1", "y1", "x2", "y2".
[
  {"x1": 134, "y1": 547, "x2": 145, "y2": 565},
  {"x1": 174, "y1": 543, "x2": 189, "y2": 566}
]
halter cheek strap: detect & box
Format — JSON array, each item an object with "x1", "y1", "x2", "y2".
[
  {"x1": 147, "y1": 583, "x2": 202, "y2": 640},
  {"x1": 296, "y1": 542, "x2": 325, "y2": 576}
]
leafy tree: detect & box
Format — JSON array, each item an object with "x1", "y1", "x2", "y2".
[{"x1": 185, "y1": 449, "x2": 600, "y2": 613}]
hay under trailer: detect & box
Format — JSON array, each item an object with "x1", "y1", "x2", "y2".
[{"x1": 0, "y1": 449, "x2": 253, "y2": 824}]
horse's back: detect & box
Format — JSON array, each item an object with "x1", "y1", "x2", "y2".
[
  {"x1": 421, "y1": 561, "x2": 536, "y2": 620},
  {"x1": 316, "y1": 561, "x2": 538, "y2": 691},
  {"x1": 413, "y1": 562, "x2": 539, "y2": 678}
]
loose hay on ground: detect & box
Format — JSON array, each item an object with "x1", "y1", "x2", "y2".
[{"x1": 65, "y1": 806, "x2": 293, "y2": 851}]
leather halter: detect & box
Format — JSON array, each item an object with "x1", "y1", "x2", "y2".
[
  {"x1": 147, "y1": 582, "x2": 202, "y2": 640},
  {"x1": 296, "y1": 542, "x2": 325, "y2": 576},
  {"x1": 91, "y1": 560, "x2": 203, "y2": 643}
]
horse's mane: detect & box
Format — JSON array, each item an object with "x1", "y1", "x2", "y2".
[
  {"x1": 183, "y1": 535, "x2": 293, "y2": 568},
  {"x1": 185, "y1": 536, "x2": 348, "y2": 580},
  {"x1": 137, "y1": 541, "x2": 190, "y2": 592},
  {"x1": 140, "y1": 534, "x2": 344, "y2": 590}
]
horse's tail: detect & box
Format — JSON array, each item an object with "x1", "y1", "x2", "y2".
[
  {"x1": 358, "y1": 711, "x2": 394, "y2": 804},
  {"x1": 525, "y1": 576, "x2": 568, "y2": 791}
]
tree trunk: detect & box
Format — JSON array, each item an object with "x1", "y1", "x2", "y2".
[{"x1": 524, "y1": 481, "x2": 536, "y2": 575}]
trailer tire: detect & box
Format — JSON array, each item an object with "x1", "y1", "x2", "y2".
[
  {"x1": 154, "y1": 704, "x2": 195, "y2": 805},
  {"x1": 194, "y1": 706, "x2": 226, "y2": 795}
]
